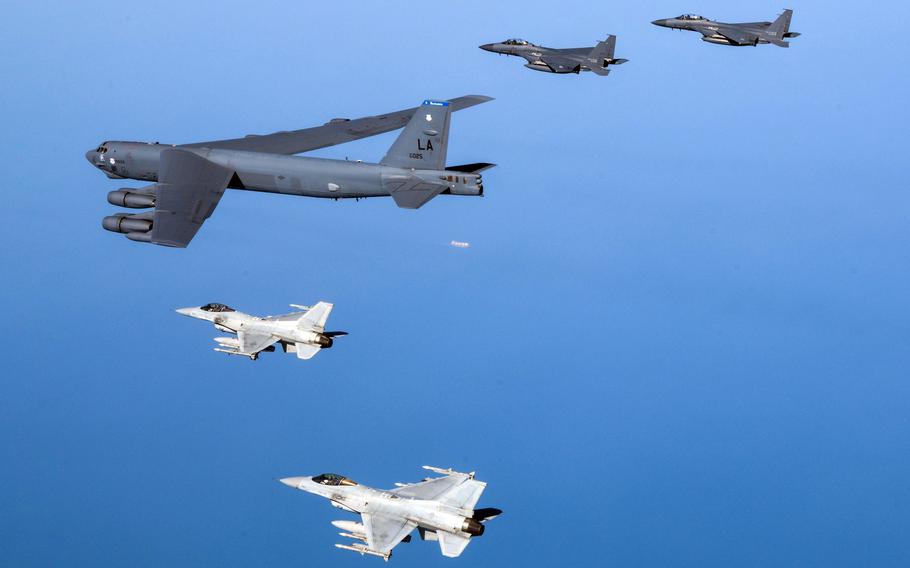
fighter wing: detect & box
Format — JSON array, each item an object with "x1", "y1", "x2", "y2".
[
  {"x1": 391, "y1": 475, "x2": 463, "y2": 500},
  {"x1": 362, "y1": 513, "x2": 417, "y2": 555},
  {"x1": 183, "y1": 95, "x2": 493, "y2": 155},
  {"x1": 705, "y1": 27, "x2": 759, "y2": 46},
  {"x1": 537, "y1": 55, "x2": 582, "y2": 73},
  {"x1": 391, "y1": 468, "x2": 485, "y2": 511},
  {"x1": 237, "y1": 330, "x2": 279, "y2": 354},
  {"x1": 150, "y1": 149, "x2": 234, "y2": 248}
]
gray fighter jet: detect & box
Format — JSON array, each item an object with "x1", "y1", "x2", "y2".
[
  {"x1": 87, "y1": 96, "x2": 494, "y2": 248},
  {"x1": 652, "y1": 9, "x2": 800, "y2": 47},
  {"x1": 176, "y1": 302, "x2": 345, "y2": 361},
  {"x1": 279, "y1": 466, "x2": 501, "y2": 560},
  {"x1": 479, "y1": 35, "x2": 627, "y2": 75}
]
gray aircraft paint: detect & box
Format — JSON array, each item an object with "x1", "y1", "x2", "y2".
[
  {"x1": 279, "y1": 466, "x2": 501, "y2": 560},
  {"x1": 87, "y1": 96, "x2": 494, "y2": 248},
  {"x1": 479, "y1": 35, "x2": 627, "y2": 75},
  {"x1": 652, "y1": 9, "x2": 800, "y2": 47}
]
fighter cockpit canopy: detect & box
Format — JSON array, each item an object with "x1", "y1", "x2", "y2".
[
  {"x1": 503, "y1": 38, "x2": 530, "y2": 46},
  {"x1": 313, "y1": 473, "x2": 358, "y2": 486},
  {"x1": 678, "y1": 14, "x2": 706, "y2": 20},
  {"x1": 200, "y1": 303, "x2": 235, "y2": 313}
]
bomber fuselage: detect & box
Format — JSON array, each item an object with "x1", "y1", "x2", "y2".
[{"x1": 85, "y1": 141, "x2": 482, "y2": 200}]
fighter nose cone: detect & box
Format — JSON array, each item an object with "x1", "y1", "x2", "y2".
[
  {"x1": 479, "y1": 43, "x2": 495, "y2": 52},
  {"x1": 652, "y1": 19, "x2": 669, "y2": 27},
  {"x1": 175, "y1": 307, "x2": 195, "y2": 316},
  {"x1": 279, "y1": 477, "x2": 307, "y2": 489}
]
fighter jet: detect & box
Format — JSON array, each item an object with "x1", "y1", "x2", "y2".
[
  {"x1": 652, "y1": 9, "x2": 800, "y2": 47},
  {"x1": 175, "y1": 302, "x2": 345, "y2": 361},
  {"x1": 479, "y1": 35, "x2": 627, "y2": 75},
  {"x1": 279, "y1": 466, "x2": 501, "y2": 561},
  {"x1": 87, "y1": 96, "x2": 494, "y2": 248}
]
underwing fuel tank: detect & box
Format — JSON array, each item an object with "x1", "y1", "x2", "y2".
[
  {"x1": 331, "y1": 520, "x2": 365, "y2": 535},
  {"x1": 213, "y1": 337, "x2": 240, "y2": 348}
]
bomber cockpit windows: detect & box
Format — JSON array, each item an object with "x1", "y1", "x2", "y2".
[
  {"x1": 96, "y1": 145, "x2": 109, "y2": 154},
  {"x1": 504, "y1": 39, "x2": 530, "y2": 46},
  {"x1": 200, "y1": 303, "x2": 235, "y2": 313},
  {"x1": 313, "y1": 473, "x2": 358, "y2": 487},
  {"x1": 679, "y1": 14, "x2": 705, "y2": 20}
]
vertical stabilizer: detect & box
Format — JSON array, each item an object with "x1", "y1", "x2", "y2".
[
  {"x1": 586, "y1": 36, "x2": 627, "y2": 75},
  {"x1": 381, "y1": 101, "x2": 451, "y2": 170},
  {"x1": 298, "y1": 301, "x2": 333, "y2": 331},
  {"x1": 767, "y1": 9, "x2": 793, "y2": 44}
]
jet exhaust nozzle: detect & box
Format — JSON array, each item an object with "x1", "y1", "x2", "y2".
[{"x1": 461, "y1": 518, "x2": 485, "y2": 537}]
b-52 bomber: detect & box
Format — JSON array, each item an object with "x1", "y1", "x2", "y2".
[
  {"x1": 652, "y1": 9, "x2": 800, "y2": 47},
  {"x1": 176, "y1": 302, "x2": 345, "y2": 361},
  {"x1": 87, "y1": 96, "x2": 494, "y2": 248},
  {"x1": 279, "y1": 466, "x2": 502, "y2": 561},
  {"x1": 479, "y1": 36, "x2": 627, "y2": 75}
]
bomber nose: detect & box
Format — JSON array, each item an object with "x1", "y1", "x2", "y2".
[
  {"x1": 279, "y1": 477, "x2": 307, "y2": 489},
  {"x1": 85, "y1": 149, "x2": 96, "y2": 163}
]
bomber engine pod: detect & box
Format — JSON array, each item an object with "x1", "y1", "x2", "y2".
[
  {"x1": 102, "y1": 213, "x2": 152, "y2": 235},
  {"x1": 107, "y1": 188, "x2": 156, "y2": 208}
]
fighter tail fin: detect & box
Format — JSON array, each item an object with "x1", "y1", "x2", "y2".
[
  {"x1": 381, "y1": 100, "x2": 451, "y2": 170},
  {"x1": 587, "y1": 36, "x2": 627, "y2": 75},
  {"x1": 767, "y1": 9, "x2": 794, "y2": 46},
  {"x1": 298, "y1": 301, "x2": 333, "y2": 331}
]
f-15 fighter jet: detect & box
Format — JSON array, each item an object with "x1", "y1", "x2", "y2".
[
  {"x1": 279, "y1": 466, "x2": 502, "y2": 561},
  {"x1": 479, "y1": 35, "x2": 627, "y2": 75},
  {"x1": 652, "y1": 9, "x2": 800, "y2": 47},
  {"x1": 87, "y1": 96, "x2": 494, "y2": 248},
  {"x1": 175, "y1": 302, "x2": 345, "y2": 361}
]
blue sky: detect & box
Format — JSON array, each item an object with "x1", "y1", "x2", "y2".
[{"x1": 1, "y1": 0, "x2": 909, "y2": 565}]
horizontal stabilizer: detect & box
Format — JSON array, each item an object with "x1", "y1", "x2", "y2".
[
  {"x1": 437, "y1": 532, "x2": 471, "y2": 558},
  {"x1": 295, "y1": 343, "x2": 321, "y2": 360},
  {"x1": 446, "y1": 163, "x2": 496, "y2": 174}
]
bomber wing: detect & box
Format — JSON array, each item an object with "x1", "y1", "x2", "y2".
[
  {"x1": 150, "y1": 149, "x2": 234, "y2": 248},
  {"x1": 183, "y1": 95, "x2": 493, "y2": 155}
]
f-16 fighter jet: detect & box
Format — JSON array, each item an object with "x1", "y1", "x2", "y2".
[
  {"x1": 652, "y1": 9, "x2": 800, "y2": 47},
  {"x1": 479, "y1": 35, "x2": 627, "y2": 75},
  {"x1": 175, "y1": 302, "x2": 345, "y2": 361},
  {"x1": 279, "y1": 466, "x2": 502, "y2": 561},
  {"x1": 87, "y1": 96, "x2": 494, "y2": 248}
]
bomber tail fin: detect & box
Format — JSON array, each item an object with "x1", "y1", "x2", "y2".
[
  {"x1": 586, "y1": 36, "x2": 628, "y2": 75},
  {"x1": 767, "y1": 9, "x2": 795, "y2": 46},
  {"x1": 381, "y1": 100, "x2": 452, "y2": 171}
]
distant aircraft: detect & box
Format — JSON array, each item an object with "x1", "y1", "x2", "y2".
[
  {"x1": 652, "y1": 9, "x2": 800, "y2": 47},
  {"x1": 279, "y1": 466, "x2": 501, "y2": 560},
  {"x1": 479, "y1": 35, "x2": 627, "y2": 75},
  {"x1": 176, "y1": 302, "x2": 345, "y2": 361},
  {"x1": 87, "y1": 96, "x2": 494, "y2": 248}
]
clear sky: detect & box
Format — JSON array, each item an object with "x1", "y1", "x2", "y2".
[{"x1": 1, "y1": 0, "x2": 909, "y2": 566}]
